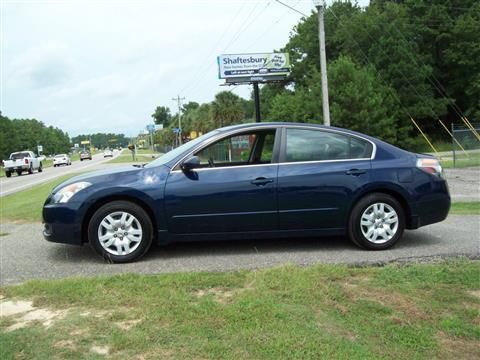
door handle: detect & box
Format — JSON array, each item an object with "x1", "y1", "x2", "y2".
[
  {"x1": 251, "y1": 177, "x2": 274, "y2": 186},
  {"x1": 346, "y1": 169, "x2": 366, "y2": 176}
]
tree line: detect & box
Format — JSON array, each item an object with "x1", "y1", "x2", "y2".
[
  {"x1": 70, "y1": 133, "x2": 129, "y2": 149},
  {"x1": 0, "y1": 113, "x2": 131, "y2": 161},
  {"x1": 0, "y1": 114, "x2": 71, "y2": 161},
  {"x1": 152, "y1": 0, "x2": 479, "y2": 151}
]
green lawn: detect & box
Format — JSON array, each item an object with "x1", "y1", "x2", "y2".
[
  {"x1": 0, "y1": 173, "x2": 82, "y2": 223},
  {"x1": 107, "y1": 153, "x2": 160, "y2": 164},
  {"x1": 450, "y1": 202, "x2": 480, "y2": 215},
  {"x1": 441, "y1": 153, "x2": 480, "y2": 169},
  {"x1": 0, "y1": 260, "x2": 478, "y2": 359},
  {"x1": 135, "y1": 148, "x2": 162, "y2": 155}
]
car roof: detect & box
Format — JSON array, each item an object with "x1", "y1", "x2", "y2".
[{"x1": 216, "y1": 122, "x2": 376, "y2": 141}]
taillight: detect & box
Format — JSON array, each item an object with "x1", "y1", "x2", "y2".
[
  {"x1": 24, "y1": 158, "x2": 29, "y2": 165},
  {"x1": 416, "y1": 158, "x2": 443, "y2": 177}
]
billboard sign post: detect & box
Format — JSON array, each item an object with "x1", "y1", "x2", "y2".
[{"x1": 217, "y1": 52, "x2": 290, "y2": 122}]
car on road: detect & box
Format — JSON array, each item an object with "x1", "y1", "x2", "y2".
[
  {"x1": 80, "y1": 150, "x2": 92, "y2": 161},
  {"x1": 3, "y1": 151, "x2": 43, "y2": 177},
  {"x1": 43, "y1": 122, "x2": 450, "y2": 263},
  {"x1": 103, "y1": 149, "x2": 113, "y2": 158},
  {"x1": 53, "y1": 154, "x2": 72, "y2": 167}
]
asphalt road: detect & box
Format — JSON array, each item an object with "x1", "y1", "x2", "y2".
[
  {"x1": 1, "y1": 215, "x2": 478, "y2": 285},
  {"x1": 0, "y1": 152, "x2": 120, "y2": 197}
]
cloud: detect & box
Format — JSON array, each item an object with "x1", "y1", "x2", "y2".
[{"x1": 8, "y1": 41, "x2": 74, "y2": 89}]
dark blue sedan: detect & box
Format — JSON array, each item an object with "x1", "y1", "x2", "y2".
[{"x1": 43, "y1": 123, "x2": 450, "y2": 262}]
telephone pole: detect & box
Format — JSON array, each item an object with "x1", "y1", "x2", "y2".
[
  {"x1": 315, "y1": 1, "x2": 331, "y2": 126},
  {"x1": 172, "y1": 95, "x2": 185, "y2": 145}
]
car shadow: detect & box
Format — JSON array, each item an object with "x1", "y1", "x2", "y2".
[{"x1": 47, "y1": 229, "x2": 442, "y2": 265}]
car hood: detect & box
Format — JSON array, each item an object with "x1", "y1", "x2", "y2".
[{"x1": 51, "y1": 165, "x2": 169, "y2": 194}]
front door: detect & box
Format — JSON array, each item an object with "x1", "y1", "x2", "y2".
[{"x1": 164, "y1": 129, "x2": 279, "y2": 234}]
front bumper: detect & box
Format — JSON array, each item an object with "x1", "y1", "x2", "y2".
[{"x1": 43, "y1": 202, "x2": 84, "y2": 245}]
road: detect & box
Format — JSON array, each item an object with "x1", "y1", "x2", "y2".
[
  {"x1": 0, "y1": 215, "x2": 478, "y2": 285},
  {"x1": 0, "y1": 153, "x2": 120, "y2": 197}
]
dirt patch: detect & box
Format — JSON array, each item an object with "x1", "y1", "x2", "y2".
[
  {"x1": 55, "y1": 339, "x2": 76, "y2": 351},
  {"x1": 193, "y1": 287, "x2": 237, "y2": 304},
  {"x1": 1, "y1": 299, "x2": 68, "y2": 332},
  {"x1": 340, "y1": 282, "x2": 428, "y2": 320},
  {"x1": 467, "y1": 290, "x2": 480, "y2": 299},
  {"x1": 91, "y1": 345, "x2": 110, "y2": 355},
  {"x1": 437, "y1": 331, "x2": 480, "y2": 359},
  {"x1": 116, "y1": 319, "x2": 141, "y2": 330}
]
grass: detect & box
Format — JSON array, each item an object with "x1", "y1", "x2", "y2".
[
  {"x1": 0, "y1": 173, "x2": 82, "y2": 223},
  {"x1": 441, "y1": 152, "x2": 480, "y2": 169},
  {"x1": 107, "y1": 152, "x2": 160, "y2": 164},
  {"x1": 450, "y1": 202, "x2": 480, "y2": 215},
  {"x1": 135, "y1": 148, "x2": 162, "y2": 155},
  {"x1": 0, "y1": 260, "x2": 479, "y2": 359}
]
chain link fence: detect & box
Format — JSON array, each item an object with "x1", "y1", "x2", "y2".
[{"x1": 451, "y1": 122, "x2": 480, "y2": 168}]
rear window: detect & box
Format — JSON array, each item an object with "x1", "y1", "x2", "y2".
[
  {"x1": 285, "y1": 129, "x2": 373, "y2": 162},
  {"x1": 11, "y1": 152, "x2": 30, "y2": 160},
  {"x1": 55, "y1": 154, "x2": 67, "y2": 158}
]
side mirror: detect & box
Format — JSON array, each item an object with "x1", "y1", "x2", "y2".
[{"x1": 181, "y1": 156, "x2": 200, "y2": 171}]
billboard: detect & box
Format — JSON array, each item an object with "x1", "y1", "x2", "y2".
[{"x1": 217, "y1": 53, "x2": 290, "y2": 80}]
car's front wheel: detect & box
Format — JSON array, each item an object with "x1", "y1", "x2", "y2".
[
  {"x1": 348, "y1": 193, "x2": 405, "y2": 250},
  {"x1": 88, "y1": 201, "x2": 153, "y2": 263}
]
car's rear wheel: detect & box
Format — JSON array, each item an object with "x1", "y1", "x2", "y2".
[
  {"x1": 16, "y1": 170, "x2": 22, "y2": 176},
  {"x1": 348, "y1": 193, "x2": 405, "y2": 250},
  {"x1": 5, "y1": 171, "x2": 11, "y2": 178},
  {"x1": 88, "y1": 201, "x2": 153, "y2": 263}
]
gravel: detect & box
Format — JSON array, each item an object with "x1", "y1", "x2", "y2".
[
  {"x1": 444, "y1": 167, "x2": 480, "y2": 202},
  {"x1": 1, "y1": 215, "x2": 478, "y2": 285}
]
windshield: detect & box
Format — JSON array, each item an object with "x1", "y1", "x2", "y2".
[{"x1": 145, "y1": 130, "x2": 219, "y2": 168}]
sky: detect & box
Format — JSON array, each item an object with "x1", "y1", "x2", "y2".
[{"x1": 1, "y1": 0, "x2": 369, "y2": 137}]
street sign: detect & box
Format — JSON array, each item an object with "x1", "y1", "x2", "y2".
[
  {"x1": 217, "y1": 53, "x2": 290, "y2": 81},
  {"x1": 81, "y1": 140, "x2": 90, "y2": 145},
  {"x1": 146, "y1": 124, "x2": 155, "y2": 133},
  {"x1": 37, "y1": 145, "x2": 43, "y2": 153},
  {"x1": 172, "y1": 128, "x2": 181, "y2": 134}
]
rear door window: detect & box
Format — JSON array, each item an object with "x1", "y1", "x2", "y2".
[{"x1": 284, "y1": 128, "x2": 372, "y2": 162}]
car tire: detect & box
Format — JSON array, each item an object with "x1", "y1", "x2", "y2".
[
  {"x1": 348, "y1": 193, "x2": 405, "y2": 250},
  {"x1": 16, "y1": 170, "x2": 22, "y2": 176},
  {"x1": 5, "y1": 171, "x2": 11, "y2": 178},
  {"x1": 38, "y1": 163, "x2": 43, "y2": 172},
  {"x1": 80, "y1": 159, "x2": 83, "y2": 161},
  {"x1": 88, "y1": 200, "x2": 153, "y2": 263}
]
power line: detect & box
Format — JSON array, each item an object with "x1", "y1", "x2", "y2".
[
  {"x1": 275, "y1": 0, "x2": 307, "y2": 17},
  {"x1": 178, "y1": 1, "x2": 249, "y2": 96}
]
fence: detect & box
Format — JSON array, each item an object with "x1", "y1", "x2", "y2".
[{"x1": 451, "y1": 122, "x2": 480, "y2": 168}]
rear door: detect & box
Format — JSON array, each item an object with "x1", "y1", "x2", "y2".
[{"x1": 277, "y1": 127, "x2": 373, "y2": 230}]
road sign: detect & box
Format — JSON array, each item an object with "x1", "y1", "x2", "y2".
[
  {"x1": 81, "y1": 140, "x2": 90, "y2": 145},
  {"x1": 172, "y1": 128, "x2": 181, "y2": 134},
  {"x1": 146, "y1": 124, "x2": 155, "y2": 133},
  {"x1": 37, "y1": 145, "x2": 43, "y2": 153}
]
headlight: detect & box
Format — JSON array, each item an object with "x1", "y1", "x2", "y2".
[{"x1": 52, "y1": 182, "x2": 91, "y2": 203}]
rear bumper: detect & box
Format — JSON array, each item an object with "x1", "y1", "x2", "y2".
[{"x1": 407, "y1": 178, "x2": 451, "y2": 229}]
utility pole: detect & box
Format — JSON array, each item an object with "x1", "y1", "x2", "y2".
[
  {"x1": 315, "y1": 0, "x2": 331, "y2": 126},
  {"x1": 172, "y1": 95, "x2": 185, "y2": 145}
]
